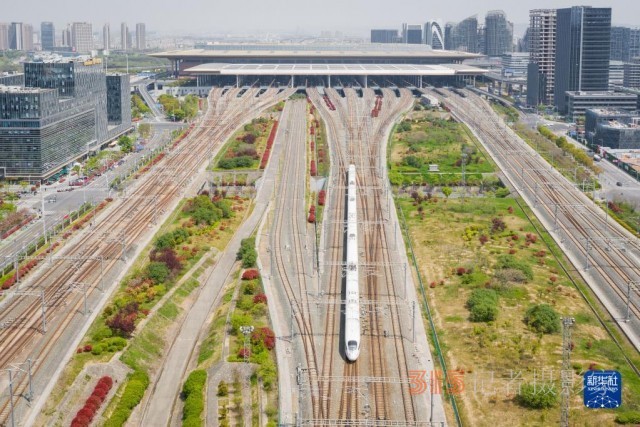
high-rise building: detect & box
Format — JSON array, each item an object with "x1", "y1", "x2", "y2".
[
  {"x1": 103, "y1": 23, "x2": 111, "y2": 50},
  {"x1": 0, "y1": 23, "x2": 9, "y2": 50},
  {"x1": 424, "y1": 21, "x2": 444, "y2": 49},
  {"x1": 402, "y1": 24, "x2": 423, "y2": 44},
  {"x1": 107, "y1": 74, "x2": 131, "y2": 127},
  {"x1": 484, "y1": 10, "x2": 513, "y2": 56},
  {"x1": 135, "y1": 23, "x2": 146, "y2": 50},
  {"x1": 61, "y1": 25, "x2": 71, "y2": 47},
  {"x1": 476, "y1": 25, "x2": 486, "y2": 54},
  {"x1": 444, "y1": 15, "x2": 478, "y2": 53},
  {"x1": 554, "y1": 6, "x2": 612, "y2": 113},
  {"x1": 517, "y1": 27, "x2": 530, "y2": 53},
  {"x1": 9, "y1": 22, "x2": 32, "y2": 50},
  {"x1": 527, "y1": 9, "x2": 557, "y2": 106},
  {"x1": 609, "y1": 61, "x2": 625, "y2": 88},
  {"x1": 610, "y1": 27, "x2": 640, "y2": 62},
  {"x1": 71, "y1": 22, "x2": 93, "y2": 53},
  {"x1": 611, "y1": 27, "x2": 630, "y2": 61},
  {"x1": 41, "y1": 22, "x2": 55, "y2": 51},
  {"x1": 370, "y1": 29, "x2": 399, "y2": 44},
  {"x1": 120, "y1": 22, "x2": 129, "y2": 50}
]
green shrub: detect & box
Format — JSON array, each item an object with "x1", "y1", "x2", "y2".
[
  {"x1": 524, "y1": 304, "x2": 560, "y2": 334},
  {"x1": 516, "y1": 382, "x2": 558, "y2": 408},
  {"x1": 237, "y1": 238, "x2": 257, "y2": 268},
  {"x1": 182, "y1": 369, "x2": 207, "y2": 425},
  {"x1": 104, "y1": 370, "x2": 149, "y2": 427},
  {"x1": 91, "y1": 344, "x2": 105, "y2": 355},
  {"x1": 495, "y1": 254, "x2": 533, "y2": 281},
  {"x1": 147, "y1": 262, "x2": 170, "y2": 284},
  {"x1": 466, "y1": 289, "x2": 499, "y2": 322},
  {"x1": 217, "y1": 381, "x2": 228, "y2": 397},
  {"x1": 615, "y1": 411, "x2": 640, "y2": 424}
]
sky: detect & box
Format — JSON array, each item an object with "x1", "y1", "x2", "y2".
[{"x1": 4, "y1": 0, "x2": 638, "y2": 36}]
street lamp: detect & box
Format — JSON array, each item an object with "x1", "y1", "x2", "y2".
[{"x1": 239, "y1": 325, "x2": 254, "y2": 363}]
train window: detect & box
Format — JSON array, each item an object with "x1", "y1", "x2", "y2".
[{"x1": 348, "y1": 340, "x2": 358, "y2": 350}]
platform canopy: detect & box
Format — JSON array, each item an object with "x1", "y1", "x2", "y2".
[{"x1": 183, "y1": 63, "x2": 487, "y2": 77}]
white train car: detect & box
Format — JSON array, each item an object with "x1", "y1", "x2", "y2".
[{"x1": 345, "y1": 164, "x2": 361, "y2": 362}]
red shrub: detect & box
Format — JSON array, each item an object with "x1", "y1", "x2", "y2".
[
  {"x1": 511, "y1": 234, "x2": 519, "y2": 241},
  {"x1": 508, "y1": 249, "x2": 517, "y2": 254},
  {"x1": 86, "y1": 395, "x2": 102, "y2": 408},
  {"x1": 92, "y1": 388, "x2": 107, "y2": 401},
  {"x1": 479, "y1": 234, "x2": 489, "y2": 245},
  {"x1": 238, "y1": 348, "x2": 251, "y2": 359},
  {"x1": 253, "y1": 293, "x2": 267, "y2": 304},
  {"x1": 308, "y1": 213, "x2": 316, "y2": 223},
  {"x1": 106, "y1": 311, "x2": 137, "y2": 337},
  {"x1": 429, "y1": 281, "x2": 437, "y2": 288},
  {"x1": 76, "y1": 348, "x2": 83, "y2": 354},
  {"x1": 310, "y1": 160, "x2": 317, "y2": 176},
  {"x1": 83, "y1": 345, "x2": 92, "y2": 353},
  {"x1": 72, "y1": 415, "x2": 90, "y2": 427},
  {"x1": 318, "y1": 190, "x2": 326, "y2": 206},
  {"x1": 456, "y1": 267, "x2": 466, "y2": 276},
  {"x1": 77, "y1": 407, "x2": 94, "y2": 421},
  {"x1": 97, "y1": 376, "x2": 113, "y2": 389},
  {"x1": 242, "y1": 269, "x2": 260, "y2": 280},
  {"x1": 251, "y1": 326, "x2": 276, "y2": 350}
]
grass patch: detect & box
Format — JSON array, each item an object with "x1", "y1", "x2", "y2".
[
  {"x1": 213, "y1": 116, "x2": 276, "y2": 170},
  {"x1": 399, "y1": 193, "x2": 640, "y2": 426}
]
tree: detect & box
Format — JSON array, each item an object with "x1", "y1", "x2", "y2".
[
  {"x1": 517, "y1": 382, "x2": 558, "y2": 408},
  {"x1": 147, "y1": 262, "x2": 170, "y2": 284},
  {"x1": 442, "y1": 187, "x2": 452, "y2": 199},
  {"x1": 524, "y1": 304, "x2": 560, "y2": 334},
  {"x1": 118, "y1": 135, "x2": 134, "y2": 153},
  {"x1": 138, "y1": 123, "x2": 151, "y2": 139},
  {"x1": 466, "y1": 289, "x2": 499, "y2": 322}
]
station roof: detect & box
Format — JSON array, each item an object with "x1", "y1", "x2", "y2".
[
  {"x1": 184, "y1": 63, "x2": 487, "y2": 76},
  {"x1": 151, "y1": 43, "x2": 481, "y2": 61}
]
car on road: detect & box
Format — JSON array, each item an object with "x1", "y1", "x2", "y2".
[{"x1": 616, "y1": 181, "x2": 623, "y2": 187}]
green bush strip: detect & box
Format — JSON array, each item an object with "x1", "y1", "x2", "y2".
[{"x1": 182, "y1": 369, "x2": 207, "y2": 427}]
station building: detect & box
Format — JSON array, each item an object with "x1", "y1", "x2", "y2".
[{"x1": 151, "y1": 43, "x2": 486, "y2": 88}]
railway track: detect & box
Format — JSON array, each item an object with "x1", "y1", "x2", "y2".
[
  {"x1": 430, "y1": 88, "x2": 640, "y2": 350},
  {"x1": 309, "y1": 87, "x2": 417, "y2": 423},
  {"x1": 0, "y1": 86, "x2": 294, "y2": 424}
]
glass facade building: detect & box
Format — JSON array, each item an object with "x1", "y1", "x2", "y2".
[
  {"x1": 484, "y1": 10, "x2": 513, "y2": 57},
  {"x1": 554, "y1": 7, "x2": 612, "y2": 113},
  {"x1": 41, "y1": 22, "x2": 55, "y2": 51},
  {"x1": 0, "y1": 60, "x2": 128, "y2": 179},
  {"x1": 444, "y1": 16, "x2": 478, "y2": 53}
]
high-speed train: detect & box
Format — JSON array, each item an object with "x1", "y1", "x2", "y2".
[{"x1": 345, "y1": 164, "x2": 361, "y2": 362}]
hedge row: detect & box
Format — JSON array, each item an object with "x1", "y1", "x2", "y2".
[
  {"x1": 70, "y1": 376, "x2": 113, "y2": 427},
  {"x1": 103, "y1": 370, "x2": 149, "y2": 427},
  {"x1": 182, "y1": 369, "x2": 207, "y2": 427}
]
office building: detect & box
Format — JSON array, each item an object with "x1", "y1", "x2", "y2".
[
  {"x1": 585, "y1": 108, "x2": 640, "y2": 149},
  {"x1": 402, "y1": 24, "x2": 423, "y2": 44},
  {"x1": 370, "y1": 29, "x2": 399, "y2": 44},
  {"x1": 610, "y1": 61, "x2": 625, "y2": 88},
  {"x1": 611, "y1": 27, "x2": 631, "y2": 62},
  {"x1": 61, "y1": 25, "x2": 71, "y2": 47},
  {"x1": 9, "y1": 22, "x2": 33, "y2": 51},
  {"x1": 517, "y1": 27, "x2": 530, "y2": 53},
  {"x1": 135, "y1": 23, "x2": 146, "y2": 50},
  {"x1": 71, "y1": 22, "x2": 93, "y2": 53},
  {"x1": 565, "y1": 91, "x2": 637, "y2": 121},
  {"x1": 501, "y1": 52, "x2": 528, "y2": 77},
  {"x1": 106, "y1": 74, "x2": 132, "y2": 129},
  {"x1": 424, "y1": 21, "x2": 444, "y2": 49},
  {"x1": 476, "y1": 25, "x2": 486, "y2": 55},
  {"x1": 554, "y1": 7, "x2": 612, "y2": 113},
  {"x1": 0, "y1": 58, "x2": 131, "y2": 179},
  {"x1": 120, "y1": 22, "x2": 129, "y2": 50},
  {"x1": 0, "y1": 23, "x2": 9, "y2": 50},
  {"x1": 624, "y1": 59, "x2": 640, "y2": 88},
  {"x1": 484, "y1": 10, "x2": 513, "y2": 56},
  {"x1": 103, "y1": 23, "x2": 111, "y2": 50},
  {"x1": 445, "y1": 15, "x2": 478, "y2": 53},
  {"x1": 41, "y1": 22, "x2": 55, "y2": 51}
]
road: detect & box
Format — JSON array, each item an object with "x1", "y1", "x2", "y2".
[
  {"x1": 138, "y1": 93, "x2": 295, "y2": 426},
  {"x1": 0, "y1": 120, "x2": 183, "y2": 274}
]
